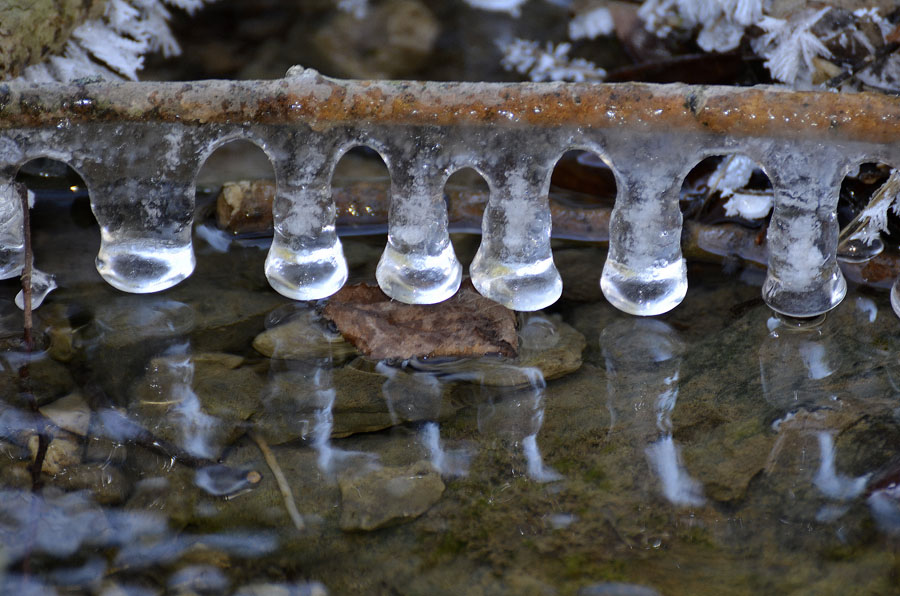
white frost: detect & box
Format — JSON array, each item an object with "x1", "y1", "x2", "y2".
[
  {"x1": 10, "y1": 0, "x2": 215, "y2": 83},
  {"x1": 723, "y1": 192, "x2": 773, "y2": 220},
  {"x1": 464, "y1": 0, "x2": 527, "y2": 17},
  {"x1": 751, "y1": 8, "x2": 832, "y2": 86},
  {"x1": 568, "y1": 7, "x2": 614, "y2": 41},
  {"x1": 499, "y1": 38, "x2": 606, "y2": 82}
]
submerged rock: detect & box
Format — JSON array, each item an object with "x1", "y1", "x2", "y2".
[
  {"x1": 38, "y1": 391, "x2": 91, "y2": 436},
  {"x1": 129, "y1": 353, "x2": 265, "y2": 459},
  {"x1": 253, "y1": 359, "x2": 460, "y2": 443},
  {"x1": 28, "y1": 431, "x2": 80, "y2": 476},
  {"x1": 338, "y1": 461, "x2": 444, "y2": 531},
  {"x1": 252, "y1": 309, "x2": 358, "y2": 362},
  {"x1": 53, "y1": 462, "x2": 130, "y2": 505},
  {"x1": 410, "y1": 313, "x2": 585, "y2": 386}
]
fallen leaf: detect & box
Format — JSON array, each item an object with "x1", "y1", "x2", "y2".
[{"x1": 322, "y1": 280, "x2": 517, "y2": 360}]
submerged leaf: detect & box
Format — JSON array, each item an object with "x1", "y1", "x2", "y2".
[{"x1": 322, "y1": 280, "x2": 518, "y2": 360}]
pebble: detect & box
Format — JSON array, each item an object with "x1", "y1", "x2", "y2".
[{"x1": 39, "y1": 391, "x2": 91, "y2": 436}]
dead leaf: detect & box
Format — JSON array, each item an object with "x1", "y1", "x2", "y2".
[{"x1": 321, "y1": 280, "x2": 517, "y2": 360}]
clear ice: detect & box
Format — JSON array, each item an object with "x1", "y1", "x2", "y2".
[{"x1": 2, "y1": 75, "x2": 899, "y2": 318}]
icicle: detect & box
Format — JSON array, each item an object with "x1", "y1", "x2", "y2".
[
  {"x1": 264, "y1": 138, "x2": 348, "y2": 301},
  {"x1": 85, "y1": 124, "x2": 197, "y2": 293},
  {"x1": 762, "y1": 149, "x2": 846, "y2": 318},
  {"x1": 470, "y1": 161, "x2": 561, "y2": 311},
  {"x1": 601, "y1": 140, "x2": 689, "y2": 316},
  {"x1": 0, "y1": 173, "x2": 25, "y2": 280},
  {"x1": 376, "y1": 155, "x2": 461, "y2": 304}
]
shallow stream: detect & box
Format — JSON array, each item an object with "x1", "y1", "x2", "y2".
[{"x1": 1, "y1": 165, "x2": 899, "y2": 595}]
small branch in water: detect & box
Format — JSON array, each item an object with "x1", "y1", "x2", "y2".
[
  {"x1": 14, "y1": 181, "x2": 48, "y2": 490},
  {"x1": 249, "y1": 431, "x2": 305, "y2": 531},
  {"x1": 19, "y1": 182, "x2": 33, "y2": 351}
]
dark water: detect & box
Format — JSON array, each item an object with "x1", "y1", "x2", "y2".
[{"x1": 0, "y1": 191, "x2": 898, "y2": 596}]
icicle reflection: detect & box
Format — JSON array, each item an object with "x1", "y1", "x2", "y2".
[
  {"x1": 377, "y1": 362, "x2": 470, "y2": 477},
  {"x1": 813, "y1": 432, "x2": 869, "y2": 501},
  {"x1": 141, "y1": 341, "x2": 218, "y2": 460},
  {"x1": 260, "y1": 306, "x2": 376, "y2": 477},
  {"x1": 475, "y1": 365, "x2": 562, "y2": 483},
  {"x1": 758, "y1": 315, "x2": 841, "y2": 410},
  {"x1": 601, "y1": 319, "x2": 704, "y2": 507},
  {"x1": 758, "y1": 307, "x2": 892, "y2": 527}
]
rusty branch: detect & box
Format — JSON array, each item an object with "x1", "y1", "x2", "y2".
[{"x1": 3, "y1": 72, "x2": 900, "y2": 143}]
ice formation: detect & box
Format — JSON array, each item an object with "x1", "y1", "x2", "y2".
[
  {"x1": 568, "y1": 7, "x2": 614, "y2": 41},
  {"x1": 9, "y1": 0, "x2": 212, "y2": 84},
  {"x1": 602, "y1": 318, "x2": 704, "y2": 507},
  {"x1": 1, "y1": 73, "x2": 898, "y2": 318},
  {"x1": 499, "y1": 39, "x2": 607, "y2": 83}
]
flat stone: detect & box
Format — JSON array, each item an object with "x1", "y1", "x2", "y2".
[
  {"x1": 53, "y1": 462, "x2": 131, "y2": 505},
  {"x1": 39, "y1": 391, "x2": 91, "y2": 436},
  {"x1": 338, "y1": 460, "x2": 444, "y2": 531},
  {"x1": 29, "y1": 432, "x2": 81, "y2": 476},
  {"x1": 409, "y1": 313, "x2": 585, "y2": 386},
  {"x1": 254, "y1": 359, "x2": 459, "y2": 443},
  {"x1": 252, "y1": 309, "x2": 358, "y2": 362}
]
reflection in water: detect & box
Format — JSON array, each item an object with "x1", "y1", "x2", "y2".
[
  {"x1": 759, "y1": 309, "x2": 898, "y2": 529},
  {"x1": 868, "y1": 485, "x2": 900, "y2": 535},
  {"x1": 813, "y1": 432, "x2": 868, "y2": 501},
  {"x1": 422, "y1": 422, "x2": 470, "y2": 478},
  {"x1": 378, "y1": 361, "x2": 471, "y2": 477},
  {"x1": 758, "y1": 315, "x2": 841, "y2": 409},
  {"x1": 601, "y1": 319, "x2": 704, "y2": 506},
  {"x1": 262, "y1": 308, "x2": 377, "y2": 477},
  {"x1": 476, "y1": 366, "x2": 562, "y2": 483},
  {"x1": 308, "y1": 375, "x2": 376, "y2": 476},
  {"x1": 147, "y1": 341, "x2": 218, "y2": 460}
]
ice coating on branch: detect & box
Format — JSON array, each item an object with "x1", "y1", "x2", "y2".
[
  {"x1": 0, "y1": 77, "x2": 886, "y2": 318},
  {"x1": 15, "y1": 267, "x2": 57, "y2": 310}
]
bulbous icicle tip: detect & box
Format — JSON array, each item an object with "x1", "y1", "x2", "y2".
[
  {"x1": 601, "y1": 258, "x2": 688, "y2": 316},
  {"x1": 265, "y1": 238, "x2": 349, "y2": 301}
]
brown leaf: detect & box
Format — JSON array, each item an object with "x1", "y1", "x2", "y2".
[{"x1": 322, "y1": 280, "x2": 518, "y2": 360}]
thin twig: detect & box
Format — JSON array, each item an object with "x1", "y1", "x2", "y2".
[
  {"x1": 19, "y1": 183, "x2": 32, "y2": 352},
  {"x1": 16, "y1": 181, "x2": 46, "y2": 584},
  {"x1": 249, "y1": 431, "x2": 305, "y2": 531},
  {"x1": 15, "y1": 182, "x2": 48, "y2": 490}
]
